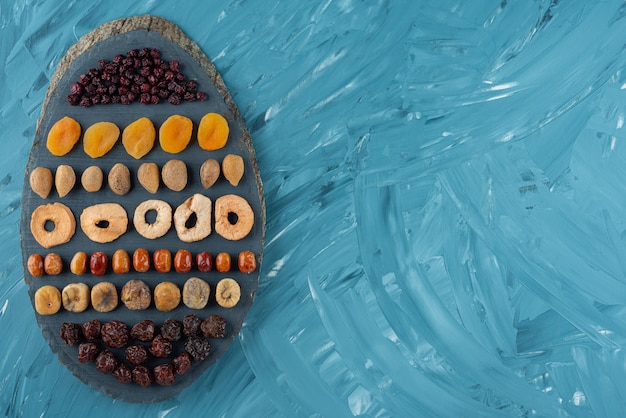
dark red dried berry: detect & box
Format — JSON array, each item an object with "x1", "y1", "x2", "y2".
[
  {"x1": 185, "y1": 80, "x2": 197, "y2": 92},
  {"x1": 151, "y1": 95, "x2": 160, "y2": 104},
  {"x1": 70, "y1": 82, "x2": 83, "y2": 95},
  {"x1": 196, "y1": 92, "x2": 207, "y2": 101},
  {"x1": 78, "y1": 342, "x2": 99, "y2": 363},
  {"x1": 140, "y1": 82, "x2": 151, "y2": 93},
  {"x1": 168, "y1": 94, "x2": 181, "y2": 105},
  {"x1": 139, "y1": 93, "x2": 151, "y2": 105},
  {"x1": 96, "y1": 350, "x2": 118, "y2": 374},
  {"x1": 113, "y1": 363, "x2": 132, "y2": 384},
  {"x1": 111, "y1": 95, "x2": 121, "y2": 104},
  {"x1": 130, "y1": 83, "x2": 141, "y2": 95},
  {"x1": 131, "y1": 320, "x2": 155, "y2": 342},
  {"x1": 67, "y1": 94, "x2": 80, "y2": 106},
  {"x1": 60, "y1": 323, "x2": 82, "y2": 346},
  {"x1": 169, "y1": 60, "x2": 180, "y2": 72},
  {"x1": 153, "y1": 363, "x2": 176, "y2": 386},
  {"x1": 91, "y1": 95, "x2": 101, "y2": 105},
  {"x1": 183, "y1": 92, "x2": 196, "y2": 102},
  {"x1": 101, "y1": 320, "x2": 129, "y2": 348},
  {"x1": 81, "y1": 319, "x2": 101, "y2": 340},
  {"x1": 98, "y1": 59, "x2": 108, "y2": 70},
  {"x1": 185, "y1": 336, "x2": 210, "y2": 361},
  {"x1": 127, "y1": 92, "x2": 137, "y2": 103},
  {"x1": 150, "y1": 48, "x2": 160, "y2": 59},
  {"x1": 118, "y1": 86, "x2": 129, "y2": 96},
  {"x1": 113, "y1": 54, "x2": 124, "y2": 64},
  {"x1": 132, "y1": 365, "x2": 152, "y2": 388},
  {"x1": 150, "y1": 335, "x2": 173, "y2": 358},
  {"x1": 120, "y1": 76, "x2": 131, "y2": 86},
  {"x1": 161, "y1": 319, "x2": 183, "y2": 341},
  {"x1": 183, "y1": 314, "x2": 201, "y2": 336},
  {"x1": 78, "y1": 74, "x2": 90, "y2": 85},
  {"x1": 201, "y1": 315, "x2": 226, "y2": 339},
  {"x1": 128, "y1": 49, "x2": 138, "y2": 57},
  {"x1": 125, "y1": 344, "x2": 148, "y2": 366},
  {"x1": 80, "y1": 96, "x2": 92, "y2": 107},
  {"x1": 171, "y1": 352, "x2": 192, "y2": 375},
  {"x1": 85, "y1": 84, "x2": 97, "y2": 95},
  {"x1": 101, "y1": 95, "x2": 111, "y2": 105},
  {"x1": 176, "y1": 72, "x2": 185, "y2": 82}
]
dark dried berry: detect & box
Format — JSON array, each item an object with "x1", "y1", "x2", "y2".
[
  {"x1": 85, "y1": 84, "x2": 97, "y2": 95},
  {"x1": 113, "y1": 54, "x2": 124, "y2": 64},
  {"x1": 128, "y1": 48, "x2": 138, "y2": 57},
  {"x1": 96, "y1": 350, "x2": 118, "y2": 374},
  {"x1": 126, "y1": 344, "x2": 148, "y2": 366},
  {"x1": 169, "y1": 60, "x2": 180, "y2": 72},
  {"x1": 118, "y1": 86, "x2": 128, "y2": 96},
  {"x1": 176, "y1": 72, "x2": 185, "y2": 82},
  {"x1": 139, "y1": 93, "x2": 151, "y2": 105},
  {"x1": 60, "y1": 323, "x2": 82, "y2": 345},
  {"x1": 79, "y1": 96, "x2": 92, "y2": 107},
  {"x1": 79, "y1": 74, "x2": 90, "y2": 85},
  {"x1": 151, "y1": 95, "x2": 160, "y2": 104},
  {"x1": 101, "y1": 320, "x2": 129, "y2": 348},
  {"x1": 119, "y1": 76, "x2": 131, "y2": 86},
  {"x1": 111, "y1": 95, "x2": 121, "y2": 104},
  {"x1": 171, "y1": 352, "x2": 192, "y2": 375},
  {"x1": 140, "y1": 82, "x2": 151, "y2": 93},
  {"x1": 183, "y1": 314, "x2": 201, "y2": 336},
  {"x1": 185, "y1": 336, "x2": 210, "y2": 361},
  {"x1": 153, "y1": 363, "x2": 176, "y2": 386},
  {"x1": 91, "y1": 95, "x2": 101, "y2": 105},
  {"x1": 185, "y1": 80, "x2": 197, "y2": 92},
  {"x1": 131, "y1": 320, "x2": 155, "y2": 342},
  {"x1": 150, "y1": 335, "x2": 173, "y2": 358},
  {"x1": 98, "y1": 59, "x2": 108, "y2": 70},
  {"x1": 70, "y1": 82, "x2": 83, "y2": 95},
  {"x1": 127, "y1": 92, "x2": 137, "y2": 103},
  {"x1": 78, "y1": 342, "x2": 99, "y2": 363},
  {"x1": 150, "y1": 48, "x2": 160, "y2": 59},
  {"x1": 81, "y1": 319, "x2": 101, "y2": 340},
  {"x1": 132, "y1": 365, "x2": 152, "y2": 388},
  {"x1": 161, "y1": 319, "x2": 183, "y2": 341},
  {"x1": 101, "y1": 95, "x2": 111, "y2": 105},
  {"x1": 196, "y1": 92, "x2": 207, "y2": 101},
  {"x1": 184, "y1": 92, "x2": 196, "y2": 102},
  {"x1": 113, "y1": 363, "x2": 132, "y2": 384},
  {"x1": 168, "y1": 94, "x2": 181, "y2": 105},
  {"x1": 201, "y1": 315, "x2": 226, "y2": 339},
  {"x1": 67, "y1": 94, "x2": 80, "y2": 105}
]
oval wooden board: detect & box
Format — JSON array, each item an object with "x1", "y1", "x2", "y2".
[{"x1": 19, "y1": 15, "x2": 265, "y2": 403}]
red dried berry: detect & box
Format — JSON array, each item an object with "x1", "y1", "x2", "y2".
[
  {"x1": 196, "y1": 252, "x2": 213, "y2": 272},
  {"x1": 113, "y1": 363, "x2": 132, "y2": 384},
  {"x1": 153, "y1": 363, "x2": 176, "y2": 386},
  {"x1": 150, "y1": 335, "x2": 173, "y2": 358},
  {"x1": 131, "y1": 320, "x2": 155, "y2": 342},
  {"x1": 132, "y1": 366, "x2": 152, "y2": 388},
  {"x1": 101, "y1": 320, "x2": 129, "y2": 348},
  {"x1": 78, "y1": 342, "x2": 99, "y2": 363},
  {"x1": 125, "y1": 344, "x2": 148, "y2": 366},
  {"x1": 81, "y1": 319, "x2": 101, "y2": 340},
  {"x1": 60, "y1": 323, "x2": 82, "y2": 346},
  {"x1": 90, "y1": 251, "x2": 108, "y2": 276},
  {"x1": 95, "y1": 350, "x2": 118, "y2": 374},
  {"x1": 171, "y1": 352, "x2": 192, "y2": 375}
]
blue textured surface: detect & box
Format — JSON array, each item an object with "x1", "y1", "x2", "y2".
[{"x1": 2, "y1": 1, "x2": 626, "y2": 416}]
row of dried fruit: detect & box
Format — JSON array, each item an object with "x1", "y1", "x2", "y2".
[
  {"x1": 61, "y1": 314, "x2": 220, "y2": 387},
  {"x1": 35, "y1": 275, "x2": 240, "y2": 315},
  {"x1": 47, "y1": 113, "x2": 229, "y2": 158},
  {"x1": 30, "y1": 154, "x2": 244, "y2": 200},
  {"x1": 27, "y1": 249, "x2": 256, "y2": 277}
]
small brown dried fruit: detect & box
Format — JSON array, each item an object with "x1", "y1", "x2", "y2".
[
  {"x1": 108, "y1": 163, "x2": 131, "y2": 195},
  {"x1": 27, "y1": 254, "x2": 44, "y2": 277},
  {"x1": 81, "y1": 165, "x2": 103, "y2": 192},
  {"x1": 55, "y1": 165, "x2": 76, "y2": 198},
  {"x1": 137, "y1": 162, "x2": 160, "y2": 194},
  {"x1": 70, "y1": 251, "x2": 88, "y2": 275},
  {"x1": 44, "y1": 253, "x2": 63, "y2": 275},
  {"x1": 200, "y1": 159, "x2": 220, "y2": 189},
  {"x1": 121, "y1": 279, "x2": 151, "y2": 310},
  {"x1": 222, "y1": 154, "x2": 244, "y2": 186},
  {"x1": 30, "y1": 167, "x2": 53, "y2": 199},
  {"x1": 161, "y1": 159, "x2": 187, "y2": 191}
]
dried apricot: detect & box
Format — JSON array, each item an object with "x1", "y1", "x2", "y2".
[
  {"x1": 197, "y1": 113, "x2": 229, "y2": 151},
  {"x1": 122, "y1": 117, "x2": 156, "y2": 159},
  {"x1": 159, "y1": 115, "x2": 192, "y2": 153},
  {"x1": 83, "y1": 121, "x2": 120, "y2": 158},
  {"x1": 47, "y1": 116, "x2": 81, "y2": 156}
]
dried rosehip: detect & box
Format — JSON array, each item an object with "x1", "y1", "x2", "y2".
[
  {"x1": 27, "y1": 254, "x2": 44, "y2": 277},
  {"x1": 60, "y1": 323, "x2": 82, "y2": 345},
  {"x1": 133, "y1": 248, "x2": 150, "y2": 272},
  {"x1": 238, "y1": 251, "x2": 257, "y2": 273},
  {"x1": 44, "y1": 253, "x2": 63, "y2": 275},
  {"x1": 154, "y1": 363, "x2": 176, "y2": 386},
  {"x1": 196, "y1": 252, "x2": 213, "y2": 272},
  {"x1": 113, "y1": 363, "x2": 132, "y2": 384},
  {"x1": 101, "y1": 320, "x2": 129, "y2": 348},
  {"x1": 215, "y1": 252, "x2": 231, "y2": 273},
  {"x1": 112, "y1": 249, "x2": 130, "y2": 274},
  {"x1": 174, "y1": 249, "x2": 192, "y2": 273},
  {"x1": 96, "y1": 350, "x2": 118, "y2": 374},
  {"x1": 81, "y1": 319, "x2": 101, "y2": 340},
  {"x1": 161, "y1": 319, "x2": 182, "y2": 342},
  {"x1": 150, "y1": 335, "x2": 173, "y2": 358},
  {"x1": 201, "y1": 315, "x2": 226, "y2": 339},
  {"x1": 185, "y1": 336, "x2": 210, "y2": 361},
  {"x1": 132, "y1": 366, "x2": 152, "y2": 388},
  {"x1": 90, "y1": 251, "x2": 108, "y2": 276},
  {"x1": 183, "y1": 314, "x2": 201, "y2": 337},
  {"x1": 78, "y1": 342, "x2": 99, "y2": 363},
  {"x1": 171, "y1": 352, "x2": 192, "y2": 375},
  {"x1": 131, "y1": 320, "x2": 155, "y2": 342},
  {"x1": 153, "y1": 249, "x2": 172, "y2": 273},
  {"x1": 126, "y1": 344, "x2": 148, "y2": 366}
]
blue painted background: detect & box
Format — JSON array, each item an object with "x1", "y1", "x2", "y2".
[{"x1": 2, "y1": 1, "x2": 626, "y2": 416}]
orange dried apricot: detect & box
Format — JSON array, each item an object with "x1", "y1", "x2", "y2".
[
  {"x1": 46, "y1": 116, "x2": 81, "y2": 156},
  {"x1": 197, "y1": 113, "x2": 229, "y2": 151},
  {"x1": 122, "y1": 117, "x2": 156, "y2": 159},
  {"x1": 83, "y1": 121, "x2": 120, "y2": 158},
  {"x1": 159, "y1": 115, "x2": 192, "y2": 154}
]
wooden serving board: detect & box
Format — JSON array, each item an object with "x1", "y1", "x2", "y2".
[{"x1": 19, "y1": 16, "x2": 264, "y2": 403}]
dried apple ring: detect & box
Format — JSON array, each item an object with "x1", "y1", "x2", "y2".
[
  {"x1": 80, "y1": 203, "x2": 128, "y2": 243},
  {"x1": 30, "y1": 202, "x2": 76, "y2": 249},
  {"x1": 214, "y1": 194, "x2": 254, "y2": 241},
  {"x1": 173, "y1": 194, "x2": 212, "y2": 243},
  {"x1": 133, "y1": 199, "x2": 172, "y2": 239}
]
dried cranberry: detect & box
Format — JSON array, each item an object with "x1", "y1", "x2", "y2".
[
  {"x1": 78, "y1": 342, "x2": 99, "y2": 363},
  {"x1": 67, "y1": 93, "x2": 80, "y2": 104},
  {"x1": 140, "y1": 82, "x2": 151, "y2": 93},
  {"x1": 151, "y1": 95, "x2": 160, "y2": 104},
  {"x1": 101, "y1": 95, "x2": 111, "y2": 105},
  {"x1": 150, "y1": 48, "x2": 160, "y2": 59},
  {"x1": 127, "y1": 92, "x2": 137, "y2": 103},
  {"x1": 130, "y1": 83, "x2": 141, "y2": 95},
  {"x1": 101, "y1": 320, "x2": 129, "y2": 348},
  {"x1": 171, "y1": 352, "x2": 192, "y2": 375},
  {"x1": 176, "y1": 72, "x2": 185, "y2": 82},
  {"x1": 70, "y1": 82, "x2": 83, "y2": 95},
  {"x1": 85, "y1": 84, "x2": 97, "y2": 95},
  {"x1": 113, "y1": 54, "x2": 124, "y2": 64},
  {"x1": 118, "y1": 86, "x2": 128, "y2": 96},
  {"x1": 168, "y1": 94, "x2": 181, "y2": 105},
  {"x1": 150, "y1": 335, "x2": 173, "y2": 358},
  {"x1": 139, "y1": 93, "x2": 151, "y2": 105},
  {"x1": 91, "y1": 95, "x2": 101, "y2": 105},
  {"x1": 98, "y1": 59, "x2": 108, "y2": 70},
  {"x1": 183, "y1": 314, "x2": 201, "y2": 336},
  {"x1": 132, "y1": 366, "x2": 152, "y2": 388},
  {"x1": 164, "y1": 70, "x2": 175, "y2": 82},
  {"x1": 161, "y1": 319, "x2": 183, "y2": 341},
  {"x1": 196, "y1": 92, "x2": 207, "y2": 101},
  {"x1": 125, "y1": 345, "x2": 148, "y2": 365},
  {"x1": 95, "y1": 350, "x2": 118, "y2": 374},
  {"x1": 111, "y1": 95, "x2": 121, "y2": 104},
  {"x1": 128, "y1": 48, "x2": 138, "y2": 57},
  {"x1": 81, "y1": 319, "x2": 101, "y2": 340},
  {"x1": 78, "y1": 73, "x2": 90, "y2": 85},
  {"x1": 185, "y1": 336, "x2": 210, "y2": 361},
  {"x1": 113, "y1": 363, "x2": 132, "y2": 384},
  {"x1": 79, "y1": 96, "x2": 91, "y2": 107},
  {"x1": 60, "y1": 323, "x2": 82, "y2": 346},
  {"x1": 120, "y1": 76, "x2": 131, "y2": 86},
  {"x1": 185, "y1": 80, "x2": 197, "y2": 92},
  {"x1": 131, "y1": 320, "x2": 155, "y2": 342},
  {"x1": 169, "y1": 60, "x2": 180, "y2": 72},
  {"x1": 153, "y1": 363, "x2": 176, "y2": 386},
  {"x1": 183, "y1": 92, "x2": 196, "y2": 102},
  {"x1": 201, "y1": 315, "x2": 226, "y2": 339}
]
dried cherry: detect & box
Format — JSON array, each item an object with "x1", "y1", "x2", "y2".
[
  {"x1": 185, "y1": 335, "x2": 210, "y2": 361},
  {"x1": 60, "y1": 322, "x2": 82, "y2": 346},
  {"x1": 131, "y1": 320, "x2": 155, "y2": 342},
  {"x1": 183, "y1": 314, "x2": 201, "y2": 336},
  {"x1": 81, "y1": 319, "x2": 101, "y2": 340},
  {"x1": 101, "y1": 320, "x2": 129, "y2": 348},
  {"x1": 78, "y1": 342, "x2": 99, "y2": 363},
  {"x1": 171, "y1": 352, "x2": 192, "y2": 375},
  {"x1": 161, "y1": 319, "x2": 183, "y2": 342},
  {"x1": 113, "y1": 363, "x2": 132, "y2": 384},
  {"x1": 201, "y1": 315, "x2": 226, "y2": 339},
  {"x1": 153, "y1": 363, "x2": 176, "y2": 386},
  {"x1": 150, "y1": 335, "x2": 173, "y2": 358},
  {"x1": 95, "y1": 350, "x2": 118, "y2": 374},
  {"x1": 125, "y1": 344, "x2": 148, "y2": 366}
]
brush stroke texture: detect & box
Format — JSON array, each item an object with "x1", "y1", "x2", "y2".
[{"x1": 2, "y1": 0, "x2": 626, "y2": 416}]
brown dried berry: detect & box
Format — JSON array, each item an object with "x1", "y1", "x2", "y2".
[
  {"x1": 150, "y1": 335, "x2": 173, "y2": 358},
  {"x1": 196, "y1": 251, "x2": 213, "y2": 272},
  {"x1": 133, "y1": 248, "x2": 150, "y2": 272},
  {"x1": 113, "y1": 363, "x2": 132, "y2": 384},
  {"x1": 101, "y1": 320, "x2": 129, "y2": 348},
  {"x1": 60, "y1": 323, "x2": 82, "y2": 345},
  {"x1": 112, "y1": 249, "x2": 131, "y2": 274},
  {"x1": 201, "y1": 315, "x2": 226, "y2": 339},
  {"x1": 27, "y1": 254, "x2": 44, "y2": 277},
  {"x1": 96, "y1": 350, "x2": 118, "y2": 374},
  {"x1": 174, "y1": 249, "x2": 192, "y2": 273},
  {"x1": 81, "y1": 319, "x2": 101, "y2": 340},
  {"x1": 171, "y1": 352, "x2": 192, "y2": 375},
  {"x1": 185, "y1": 335, "x2": 210, "y2": 361},
  {"x1": 90, "y1": 251, "x2": 108, "y2": 276},
  {"x1": 78, "y1": 342, "x2": 99, "y2": 363},
  {"x1": 153, "y1": 363, "x2": 176, "y2": 386},
  {"x1": 132, "y1": 365, "x2": 152, "y2": 388},
  {"x1": 131, "y1": 320, "x2": 155, "y2": 342},
  {"x1": 44, "y1": 253, "x2": 63, "y2": 275},
  {"x1": 161, "y1": 319, "x2": 182, "y2": 341},
  {"x1": 153, "y1": 249, "x2": 172, "y2": 273},
  {"x1": 215, "y1": 252, "x2": 231, "y2": 273},
  {"x1": 125, "y1": 344, "x2": 148, "y2": 366},
  {"x1": 238, "y1": 250, "x2": 257, "y2": 273},
  {"x1": 183, "y1": 314, "x2": 201, "y2": 337}
]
